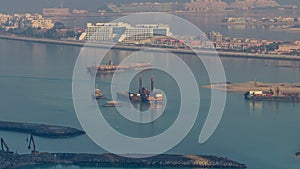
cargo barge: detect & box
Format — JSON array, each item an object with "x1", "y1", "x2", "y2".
[
  {"x1": 87, "y1": 61, "x2": 151, "y2": 74},
  {"x1": 116, "y1": 77, "x2": 163, "y2": 103},
  {"x1": 244, "y1": 88, "x2": 300, "y2": 102}
]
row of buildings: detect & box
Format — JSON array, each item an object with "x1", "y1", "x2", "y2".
[
  {"x1": 107, "y1": 2, "x2": 183, "y2": 13},
  {"x1": 42, "y1": 8, "x2": 100, "y2": 16},
  {"x1": 30, "y1": 0, "x2": 298, "y2": 17},
  {"x1": 143, "y1": 30, "x2": 299, "y2": 55},
  {"x1": 276, "y1": 42, "x2": 300, "y2": 55},
  {"x1": 42, "y1": 8, "x2": 88, "y2": 16},
  {"x1": 204, "y1": 31, "x2": 300, "y2": 55},
  {"x1": 186, "y1": 0, "x2": 295, "y2": 12},
  {"x1": 191, "y1": 31, "x2": 273, "y2": 50},
  {"x1": 107, "y1": 0, "x2": 294, "y2": 13},
  {"x1": 79, "y1": 23, "x2": 281, "y2": 53},
  {"x1": 78, "y1": 22, "x2": 266, "y2": 50},
  {"x1": 79, "y1": 22, "x2": 172, "y2": 43},
  {"x1": 107, "y1": 0, "x2": 297, "y2": 13},
  {"x1": 0, "y1": 13, "x2": 54, "y2": 30},
  {"x1": 224, "y1": 16, "x2": 300, "y2": 24},
  {"x1": 186, "y1": 0, "x2": 228, "y2": 12}
]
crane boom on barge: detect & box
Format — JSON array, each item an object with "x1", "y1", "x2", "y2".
[{"x1": 117, "y1": 76, "x2": 163, "y2": 103}]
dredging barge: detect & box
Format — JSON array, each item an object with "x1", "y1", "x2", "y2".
[
  {"x1": 117, "y1": 77, "x2": 163, "y2": 103},
  {"x1": 87, "y1": 61, "x2": 152, "y2": 74}
]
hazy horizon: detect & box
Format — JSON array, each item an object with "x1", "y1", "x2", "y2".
[{"x1": 0, "y1": 0, "x2": 299, "y2": 13}]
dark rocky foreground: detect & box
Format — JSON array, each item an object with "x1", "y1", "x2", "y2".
[
  {"x1": 0, "y1": 151, "x2": 246, "y2": 169},
  {"x1": 0, "y1": 121, "x2": 85, "y2": 138}
]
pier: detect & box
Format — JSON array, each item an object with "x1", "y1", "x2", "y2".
[
  {"x1": 0, "y1": 152, "x2": 246, "y2": 169},
  {"x1": 0, "y1": 121, "x2": 85, "y2": 138}
]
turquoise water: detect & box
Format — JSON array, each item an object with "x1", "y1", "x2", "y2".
[{"x1": 1, "y1": 38, "x2": 300, "y2": 169}]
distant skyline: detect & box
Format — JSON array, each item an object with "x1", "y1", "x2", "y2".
[{"x1": 0, "y1": 0, "x2": 299, "y2": 13}]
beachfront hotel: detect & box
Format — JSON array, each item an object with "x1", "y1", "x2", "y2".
[{"x1": 80, "y1": 22, "x2": 172, "y2": 43}]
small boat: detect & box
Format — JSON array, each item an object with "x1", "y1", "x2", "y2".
[
  {"x1": 148, "y1": 93, "x2": 163, "y2": 102},
  {"x1": 95, "y1": 89, "x2": 106, "y2": 99},
  {"x1": 103, "y1": 101, "x2": 121, "y2": 107}
]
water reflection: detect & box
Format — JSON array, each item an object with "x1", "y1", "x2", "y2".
[
  {"x1": 131, "y1": 101, "x2": 164, "y2": 112},
  {"x1": 248, "y1": 100, "x2": 263, "y2": 113},
  {"x1": 247, "y1": 99, "x2": 300, "y2": 114}
]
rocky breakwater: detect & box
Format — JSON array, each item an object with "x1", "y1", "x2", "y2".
[
  {"x1": 0, "y1": 121, "x2": 85, "y2": 138},
  {"x1": 0, "y1": 152, "x2": 247, "y2": 168}
]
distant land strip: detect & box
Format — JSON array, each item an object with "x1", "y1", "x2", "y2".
[
  {"x1": 202, "y1": 81, "x2": 300, "y2": 93},
  {"x1": 0, "y1": 121, "x2": 85, "y2": 138},
  {"x1": 0, "y1": 34, "x2": 300, "y2": 61}
]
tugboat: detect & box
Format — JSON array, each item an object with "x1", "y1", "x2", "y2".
[{"x1": 116, "y1": 77, "x2": 163, "y2": 103}]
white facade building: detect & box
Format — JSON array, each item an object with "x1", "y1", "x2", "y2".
[
  {"x1": 27, "y1": 19, "x2": 54, "y2": 29},
  {"x1": 82, "y1": 22, "x2": 172, "y2": 42}
]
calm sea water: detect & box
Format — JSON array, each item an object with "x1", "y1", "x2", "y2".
[
  {"x1": 1, "y1": 12, "x2": 300, "y2": 169},
  {"x1": 1, "y1": 37, "x2": 300, "y2": 169}
]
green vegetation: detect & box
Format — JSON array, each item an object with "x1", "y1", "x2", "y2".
[{"x1": 244, "y1": 42, "x2": 281, "y2": 53}]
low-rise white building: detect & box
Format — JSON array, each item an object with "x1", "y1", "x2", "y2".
[
  {"x1": 0, "y1": 13, "x2": 55, "y2": 30},
  {"x1": 27, "y1": 19, "x2": 54, "y2": 29}
]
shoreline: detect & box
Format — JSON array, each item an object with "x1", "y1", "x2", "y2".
[
  {"x1": 0, "y1": 34, "x2": 300, "y2": 61},
  {"x1": 0, "y1": 152, "x2": 247, "y2": 169}
]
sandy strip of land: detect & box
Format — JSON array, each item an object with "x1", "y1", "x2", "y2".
[
  {"x1": 1, "y1": 34, "x2": 300, "y2": 61},
  {"x1": 202, "y1": 81, "x2": 300, "y2": 93}
]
